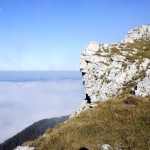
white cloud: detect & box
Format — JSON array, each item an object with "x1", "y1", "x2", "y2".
[{"x1": 0, "y1": 80, "x2": 84, "y2": 143}]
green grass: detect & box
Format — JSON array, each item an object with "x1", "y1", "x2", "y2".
[
  {"x1": 122, "y1": 62, "x2": 128, "y2": 69},
  {"x1": 125, "y1": 40, "x2": 150, "y2": 62},
  {"x1": 111, "y1": 47, "x2": 122, "y2": 55},
  {"x1": 25, "y1": 96, "x2": 150, "y2": 150}
]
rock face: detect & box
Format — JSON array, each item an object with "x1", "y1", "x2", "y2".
[
  {"x1": 122, "y1": 24, "x2": 150, "y2": 43},
  {"x1": 75, "y1": 24, "x2": 150, "y2": 115}
]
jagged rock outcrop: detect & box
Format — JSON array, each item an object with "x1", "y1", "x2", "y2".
[
  {"x1": 122, "y1": 24, "x2": 150, "y2": 43},
  {"x1": 74, "y1": 24, "x2": 150, "y2": 115}
]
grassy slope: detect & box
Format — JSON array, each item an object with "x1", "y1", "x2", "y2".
[
  {"x1": 24, "y1": 40, "x2": 150, "y2": 150},
  {"x1": 26, "y1": 96, "x2": 150, "y2": 150}
]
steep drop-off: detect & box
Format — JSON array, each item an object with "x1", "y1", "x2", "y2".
[{"x1": 0, "y1": 116, "x2": 69, "y2": 150}]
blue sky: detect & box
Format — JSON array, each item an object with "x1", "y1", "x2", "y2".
[{"x1": 0, "y1": 0, "x2": 150, "y2": 71}]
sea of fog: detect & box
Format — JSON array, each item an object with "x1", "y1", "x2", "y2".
[{"x1": 0, "y1": 71, "x2": 85, "y2": 143}]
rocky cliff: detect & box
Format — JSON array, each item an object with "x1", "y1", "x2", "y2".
[
  {"x1": 14, "y1": 25, "x2": 150, "y2": 150},
  {"x1": 74, "y1": 24, "x2": 150, "y2": 115}
]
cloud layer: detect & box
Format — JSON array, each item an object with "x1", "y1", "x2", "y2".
[{"x1": 0, "y1": 80, "x2": 84, "y2": 143}]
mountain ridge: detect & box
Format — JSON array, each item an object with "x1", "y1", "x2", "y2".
[
  {"x1": 13, "y1": 24, "x2": 150, "y2": 150},
  {"x1": 0, "y1": 116, "x2": 69, "y2": 150}
]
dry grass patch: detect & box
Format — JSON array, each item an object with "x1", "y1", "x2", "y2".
[{"x1": 26, "y1": 96, "x2": 150, "y2": 150}]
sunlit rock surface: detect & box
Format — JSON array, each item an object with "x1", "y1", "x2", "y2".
[
  {"x1": 14, "y1": 146, "x2": 35, "y2": 150},
  {"x1": 74, "y1": 25, "x2": 150, "y2": 115},
  {"x1": 122, "y1": 24, "x2": 150, "y2": 43}
]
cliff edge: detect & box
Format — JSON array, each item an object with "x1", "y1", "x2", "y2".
[{"x1": 74, "y1": 24, "x2": 150, "y2": 115}]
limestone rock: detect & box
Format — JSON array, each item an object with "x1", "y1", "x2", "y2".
[
  {"x1": 111, "y1": 55, "x2": 126, "y2": 62},
  {"x1": 101, "y1": 144, "x2": 111, "y2": 150},
  {"x1": 122, "y1": 24, "x2": 150, "y2": 43},
  {"x1": 76, "y1": 24, "x2": 150, "y2": 115},
  {"x1": 14, "y1": 146, "x2": 35, "y2": 150},
  {"x1": 133, "y1": 69, "x2": 150, "y2": 96}
]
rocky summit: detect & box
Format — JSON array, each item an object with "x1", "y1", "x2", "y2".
[{"x1": 74, "y1": 24, "x2": 150, "y2": 115}]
